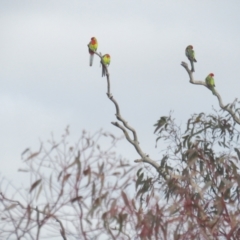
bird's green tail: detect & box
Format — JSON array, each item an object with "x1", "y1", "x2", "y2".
[{"x1": 211, "y1": 87, "x2": 216, "y2": 96}]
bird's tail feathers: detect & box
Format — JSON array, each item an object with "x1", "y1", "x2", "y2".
[
  {"x1": 89, "y1": 54, "x2": 94, "y2": 67},
  {"x1": 211, "y1": 87, "x2": 216, "y2": 96}
]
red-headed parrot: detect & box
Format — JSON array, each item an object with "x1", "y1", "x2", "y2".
[
  {"x1": 88, "y1": 37, "x2": 98, "y2": 66},
  {"x1": 101, "y1": 54, "x2": 111, "y2": 77},
  {"x1": 185, "y1": 45, "x2": 197, "y2": 72},
  {"x1": 205, "y1": 73, "x2": 215, "y2": 95}
]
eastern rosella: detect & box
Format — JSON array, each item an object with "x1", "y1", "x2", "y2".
[
  {"x1": 205, "y1": 73, "x2": 215, "y2": 95},
  {"x1": 101, "y1": 54, "x2": 111, "y2": 77},
  {"x1": 185, "y1": 45, "x2": 197, "y2": 72},
  {"x1": 88, "y1": 37, "x2": 98, "y2": 66}
]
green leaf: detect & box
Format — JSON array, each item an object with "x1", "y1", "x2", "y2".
[
  {"x1": 234, "y1": 148, "x2": 240, "y2": 160},
  {"x1": 136, "y1": 172, "x2": 144, "y2": 189}
]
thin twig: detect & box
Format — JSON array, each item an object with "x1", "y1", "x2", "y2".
[{"x1": 0, "y1": 192, "x2": 67, "y2": 240}]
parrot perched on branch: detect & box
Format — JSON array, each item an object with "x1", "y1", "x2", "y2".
[
  {"x1": 185, "y1": 45, "x2": 197, "y2": 72},
  {"x1": 88, "y1": 37, "x2": 98, "y2": 66},
  {"x1": 101, "y1": 54, "x2": 111, "y2": 77},
  {"x1": 205, "y1": 73, "x2": 216, "y2": 95}
]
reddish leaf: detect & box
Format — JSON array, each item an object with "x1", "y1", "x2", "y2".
[{"x1": 29, "y1": 179, "x2": 42, "y2": 193}]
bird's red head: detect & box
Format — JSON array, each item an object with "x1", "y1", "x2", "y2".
[
  {"x1": 186, "y1": 45, "x2": 193, "y2": 50},
  {"x1": 91, "y1": 37, "x2": 97, "y2": 44},
  {"x1": 106, "y1": 54, "x2": 110, "y2": 58},
  {"x1": 210, "y1": 73, "x2": 214, "y2": 77}
]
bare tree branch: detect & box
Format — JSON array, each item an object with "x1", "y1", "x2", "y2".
[
  {"x1": 90, "y1": 48, "x2": 163, "y2": 174},
  {"x1": 181, "y1": 61, "x2": 240, "y2": 124}
]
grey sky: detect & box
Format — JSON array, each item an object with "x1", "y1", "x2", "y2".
[{"x1": 1, "y1": 0, "x2": 240, "y2": 183}]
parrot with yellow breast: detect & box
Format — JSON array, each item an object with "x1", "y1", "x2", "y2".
[
  {"x1": 205, "y1": 73, "x2": 216, "y2": 95},
  {"x1": 88, "y1": 37, "x2": 98, "y2": 66},
  {"x1": 101, "y1": 54, "x2": 111, "y2": 77},
  {"x1": 185, "y1": 45, "x2": 197, "y2": 72}
]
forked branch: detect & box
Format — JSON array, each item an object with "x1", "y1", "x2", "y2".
[{"x1": 90, "y1": 49, "x2": 163, "y2": 174}]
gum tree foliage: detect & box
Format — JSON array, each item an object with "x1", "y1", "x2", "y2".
[
  {"x1": 0, "y1": 129, "x2": 137, "y2": 239},
  {"x1": 1, "y1": 41, "x2": 240, "y2": 239}
]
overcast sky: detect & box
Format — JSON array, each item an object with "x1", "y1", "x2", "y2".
[{"x1": 1, "y1": 1, "x2": 240, "y2": 184}]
